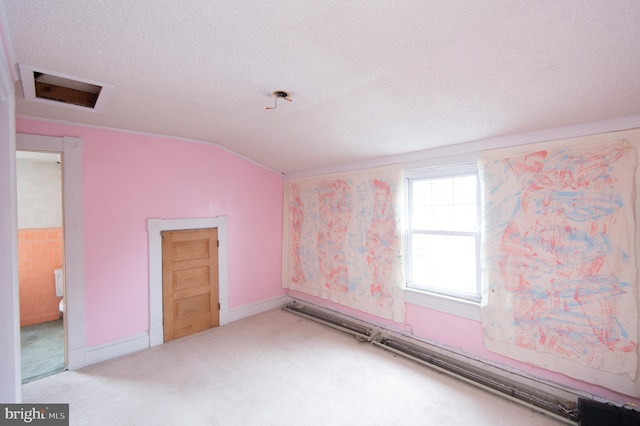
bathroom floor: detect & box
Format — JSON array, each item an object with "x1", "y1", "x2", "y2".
[{"x1": 21, "y1": 319, "x2": 66, "y2": 384}]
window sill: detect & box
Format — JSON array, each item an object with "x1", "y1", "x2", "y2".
[{"x1": 405, "y1": 288, "x2": 481, "y2": 321}]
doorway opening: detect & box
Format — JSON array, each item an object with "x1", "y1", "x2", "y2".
[
  {"x1": 16, "y1": 133, "x2": 86, "y2": 389},
  {"x1": 16, "y1": 149, "x2": 66, "y2": 383}
]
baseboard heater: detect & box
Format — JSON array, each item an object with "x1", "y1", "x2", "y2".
[
  {"x1": 283, "y1": 301, "x2": 579, "y2": 424},
  {"x1": 283, "y1": 301, "x2": 375, "y2": 342}
]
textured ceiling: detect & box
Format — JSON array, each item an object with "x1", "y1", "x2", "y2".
[{"x1": 5, "y1": 1, "x2": 640, "y2": 174}]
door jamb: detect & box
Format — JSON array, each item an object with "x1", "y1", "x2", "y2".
[{"x1": 147, "y1": 216, "x2": 228, "y2": 347}]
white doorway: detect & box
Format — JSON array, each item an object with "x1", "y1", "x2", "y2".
[
  {"x1": 16, "y1": 149, "x2": 66, "y2": 382},
  {"x1": 147, "y1": 216, "x2": 229, "y2": 347},
  {"x1": 16, "y1": 134, "x2": 86, "y2": 373}
]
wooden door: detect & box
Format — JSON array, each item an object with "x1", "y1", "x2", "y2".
[{"x1": 162, "y1": 228, "x2": 219, "y2": 342}]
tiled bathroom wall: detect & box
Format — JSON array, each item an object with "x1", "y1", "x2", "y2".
[
  {"x1": 18, "y1": 227, "x2": 63, "y2": 326},
  {"x1": 17, "y1": 154, "x2": 63, "y2": 326}
]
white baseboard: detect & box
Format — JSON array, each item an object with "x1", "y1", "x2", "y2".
[
  {"x1": 227, "y1": 295, "x2": 292, "y2": 323},
  {"x1": 85, "y1": 333, "x2": 149, "y2": 366},
  {"x1": 67, "y1": 346, "x2": 87, "y2": 371},
  {"x1": 149, "y1": 326, "x2": 163, "y2": 348},
  {"x1": 83, "y1": 296, "x2": 291, "y2": 367}
]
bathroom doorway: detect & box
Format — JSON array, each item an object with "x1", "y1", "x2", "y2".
[{"x1": 16, "y1": 149, "x2": 67, "y2": 383}]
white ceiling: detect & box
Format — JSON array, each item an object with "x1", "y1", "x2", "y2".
[{"x1": 5, "y1": 1, "x2": 640, "y2": 174}]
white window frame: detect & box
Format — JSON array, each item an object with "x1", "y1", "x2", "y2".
[{"x1": 405, "y1": 162, "x2": 481, "y2": 320}]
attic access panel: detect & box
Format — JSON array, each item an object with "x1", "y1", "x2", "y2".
[
  {"x1": 34, "y1": 72, "x2": 100, "y2": 108},
  {"x1": 19, "y1": 64, "x2": 113, "y2": 112}
]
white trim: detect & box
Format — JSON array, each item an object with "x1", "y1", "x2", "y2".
[
  {"x1": 17, "y1": 134, "x2": 87, "y2": 370},
  {"x1": 147, "y1": 216, "x2": 229, "y2": 347},
  {"x1": 61, "y1": 137, "x2": 86, "y2": 369},
  {"x1": 0, "y1": 2, "x2": 18, "y2": 97},
  {"x1": 405, "y1": 165, "x2": 482, "y2": 304},
  {"x1": 0, "y1": 43, "x2": 14, "y2": 97},
  {"x1": 227, "y1": 295, "x2": 291, "y2": 323},
  {"x1": 16, "y1": 133, "x2": 63, "y2": 151},
  {"x1": 404, "y1": 161, "x2": 478, "y2": 179},
  {"x1": 405, "y1": 288, "x2": 480, "y2": 321},
  {"x1": 86, "y1": 333, "x2": 149, "y2": 366},
  {"x1": 0, "y1": 94, "x2": 20, "y2": 402}
]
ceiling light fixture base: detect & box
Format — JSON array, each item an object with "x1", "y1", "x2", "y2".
[{"x1": 266, "y1": 90, "x2": 292, "y2": 110}]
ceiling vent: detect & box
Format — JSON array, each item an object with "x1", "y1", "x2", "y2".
[{"x1": 18, "y1": 64, "x2": 113, "y2": 112}]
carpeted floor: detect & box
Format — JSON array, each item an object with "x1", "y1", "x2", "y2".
[
  {"x1": 21, "y1": 319, "x2": 66, "y2": 383},
  {"x1": 22, "y1": 309, "x2": 567, "y2": 426}
]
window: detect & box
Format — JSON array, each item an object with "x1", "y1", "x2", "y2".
[{"x1": 406, "y1": 164, "x2": 480, "y2": 302}]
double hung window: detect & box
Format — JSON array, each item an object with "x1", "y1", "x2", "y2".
[{"x1": 406, "y1": 164, "x2": 480, "y2": 302}]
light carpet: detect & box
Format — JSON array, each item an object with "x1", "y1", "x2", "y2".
[{"x1": 23, "y1": 309, "x2": 565, "y2": 426}]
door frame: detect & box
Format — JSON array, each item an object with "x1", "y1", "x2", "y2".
[
  {"x1": 147, "y1": 216, "x2": 228, "y2": 347},
  {"x1": 16, "y1": 133, "x2": 86, "y2": 370}
]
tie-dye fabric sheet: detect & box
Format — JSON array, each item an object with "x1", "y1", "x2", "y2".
[
  {"x1": 283, "y1": 166, "x2": 405, "y2": 322},
  {"x1": 479, "y1": 139, "x2": 638, "y2": 392}
]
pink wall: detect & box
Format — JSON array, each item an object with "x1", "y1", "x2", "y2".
[{"x1": 16, "y1": 118, "x2": 285, "y2": 346}]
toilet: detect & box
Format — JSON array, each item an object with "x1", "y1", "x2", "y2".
[{"x1": 54, "y1": 268, "x2": 65, "y2": 317}]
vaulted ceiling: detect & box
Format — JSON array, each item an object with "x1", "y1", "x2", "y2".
[{"x1": 5, "y1": 1, "x2": 640, "y2": 174}]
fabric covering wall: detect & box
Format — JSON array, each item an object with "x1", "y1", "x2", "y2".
[
  {"x1": 479, "y1": 139, "x2": 639, "y2": 396},
  {"x1": 283, "y1": 166, "x2": 405, "y2": 322}
]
